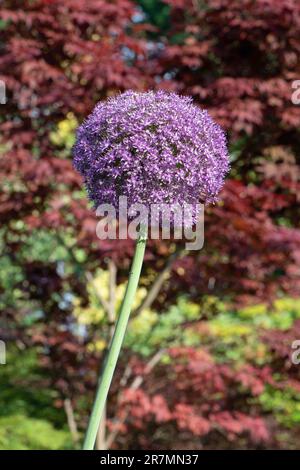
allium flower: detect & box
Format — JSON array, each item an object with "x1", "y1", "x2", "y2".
[
  {"x1": 75, "y1": 91, "x2": 230, "y2": 450},
  {"x1": 73, "y1": 90, "x2": 229, "y2": 222}
]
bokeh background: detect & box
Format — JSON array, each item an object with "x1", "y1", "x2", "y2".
[{"x1": 1, "y1": 0, "x2": 300, "y2": 450}]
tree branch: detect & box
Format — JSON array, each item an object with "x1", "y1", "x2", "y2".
[
  {"x1": 133, "y1": 247, "x2": 185, "y2": 317},
  {"x1": 64, "y1": 398, "x2": 79, "y2": 444}
]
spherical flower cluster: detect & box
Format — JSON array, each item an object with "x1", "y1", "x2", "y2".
[{"x1": 73, "y1": 90, "x2": 229, "y2": 224}]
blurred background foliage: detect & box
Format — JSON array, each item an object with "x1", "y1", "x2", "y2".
[{"x1": 0, "y1": 0, "x2": 300, "y2": 449}]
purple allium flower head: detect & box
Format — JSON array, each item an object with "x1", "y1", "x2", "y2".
[{"x1": 73, "y1": 90, "x2": 230, "y2": 224}]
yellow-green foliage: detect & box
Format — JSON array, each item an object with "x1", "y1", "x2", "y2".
[
  {"x1": 50, "y1": 113, "x2": 78, "y2": 151},
  {"x1": 259, "y1": 387, "x2": 300, "y2": 427},
  {"x1": 0, "y1": 349, "x2": 74, "y2": 449},
  {"x1": 73, "y1": 270, "x2": 147, "y2": 352},
  {"x1": 0, "y1": 415, "x2": 72, "y2": 450},
  {"x1": 210, "y1": 315, "x2": 252, "y2": 338},
  {"x1": 238, "y1": 304, "x2": 268, "y2": 318},
  {"x1": 125, "y1": 297, "x2": 201, "y2": 356},
  {"x1": 73, "y1": 270, "x2": 147, "y2": 327},
  {"x1": 199, "y1": 296, "x2": 300, "y2": 365},
  {"x1": 238, "y1": 298, "x2": 300, "y2": 329}
]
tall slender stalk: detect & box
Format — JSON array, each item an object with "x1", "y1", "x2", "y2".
[{"x1": 83, "y1": 227, "x2": 147, "y2": 450}]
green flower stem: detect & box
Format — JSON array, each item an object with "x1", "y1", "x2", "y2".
[{"x1": 83, "y1": 227, "x2": 147, "y2": 450}]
